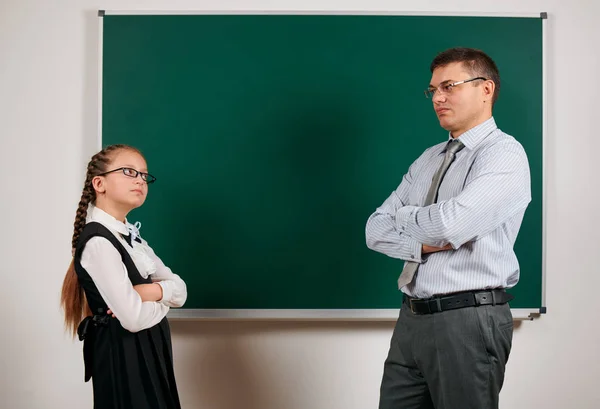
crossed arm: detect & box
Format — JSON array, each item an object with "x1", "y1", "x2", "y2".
[
  {"x1": 107, "y1": 284, "x2": 163, "y2": 318},
  {"x1": 365, "y1": 143, "x2": 531, "y2": 261},
  {"x1": 82, "y1": 237, "x2": 187, "y2": 331}
]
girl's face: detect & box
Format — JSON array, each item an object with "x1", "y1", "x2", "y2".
[{"x1": 93, "y1": 149, "x2": 151, "y2": 213}]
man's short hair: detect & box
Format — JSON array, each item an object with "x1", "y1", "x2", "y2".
[{"x1": 430, "y1": 47, "x2": 501, "y2": 106}]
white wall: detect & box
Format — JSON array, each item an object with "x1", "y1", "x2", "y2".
[{"x1": 1, "y1": 0, "x2": 599, "y2": 408}]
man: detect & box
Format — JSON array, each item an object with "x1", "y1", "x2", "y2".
[{"x1": 365, "y1": 47, "x2": 531, "y2": 409}]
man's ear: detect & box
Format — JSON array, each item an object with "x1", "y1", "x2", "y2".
[
  {"x1": 92, "y1": 175, "x2": 106, "y2": 194},
  {"x1": 482, "y1": 80, "x2": 495, "y2": 103}
]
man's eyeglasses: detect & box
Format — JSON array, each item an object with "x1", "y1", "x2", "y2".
[
  {"x1": 98, "y1": 167, "x2": 157, "y2": 184},
  {"x1": 424, "y1": 77, "x2": 487, "y2": 99}
]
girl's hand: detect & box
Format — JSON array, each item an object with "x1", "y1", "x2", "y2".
[
  {"x1": 133, "y1": 283, "x2": 163, "y2": 302},
  {"x1": 106, "y1": 309, "x2": 116, "y2": 318}
]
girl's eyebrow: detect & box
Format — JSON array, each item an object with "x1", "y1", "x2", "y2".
[{"x1": 121, "y1": 164, "x2": 149, "y2": 172}]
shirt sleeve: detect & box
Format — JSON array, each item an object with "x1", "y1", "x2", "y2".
[
  {"x1": 141, "y1": 239, "x2": 188, "y2": 308},
  {"x1": 396, "y1": 141, "x2": 532, "y2": 249},
  {"x1": 80, "y1": 237, "x2": 170, "y2": 332},
  {"x1": 365, "y1": 154, "x2": 426, "y2": 263}
]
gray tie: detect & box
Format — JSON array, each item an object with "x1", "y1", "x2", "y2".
[{"x1": 397, "y1": 139, "x2": 465, "y2": 289}]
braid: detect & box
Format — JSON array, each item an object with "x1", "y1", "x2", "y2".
[{"x1": 71, "y1": 178, "x2": 95, "y2": 252}]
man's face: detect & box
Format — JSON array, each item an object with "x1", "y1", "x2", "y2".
[{"x1": 428, "y1": 62, "x2": 490, "y2": 137}]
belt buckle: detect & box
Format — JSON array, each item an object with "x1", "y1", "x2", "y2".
[{"x1": 409, "y1": 299, "x2": 417, "y2": 314}]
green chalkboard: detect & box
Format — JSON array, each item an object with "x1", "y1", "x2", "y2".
[{"x1": 101, "y1": 14, "x2": 544, "y2": 313}]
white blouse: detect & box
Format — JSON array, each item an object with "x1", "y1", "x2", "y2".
[{"x1": 80, "y1": 204, "x2": 187, "y2": 333}]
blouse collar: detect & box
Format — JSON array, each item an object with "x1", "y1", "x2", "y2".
[{"x1": 86, "y1": 203, "x2": 129, "y2": 236}]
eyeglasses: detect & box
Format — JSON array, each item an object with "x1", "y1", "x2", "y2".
[
  {"x1": 98, "y1": 167, "x2": 157, "y2": 184},
  {"x1": 424, "y1": 77, "x2": 487, "y2": 99}
]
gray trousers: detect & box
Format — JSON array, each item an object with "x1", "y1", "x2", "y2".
[{"x1": 379, "y1": 300, "x2": 514, "y2": 409}]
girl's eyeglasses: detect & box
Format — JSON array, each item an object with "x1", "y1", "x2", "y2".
[{"x1": 98, "y1": 167, "x2": 157, "y2": 184}]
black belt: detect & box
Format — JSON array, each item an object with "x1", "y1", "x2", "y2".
[
  {"x1": 77, "y1": 314, "x2": 110, "y2": 341},
  {"x1": 403, "y1": 289, "x2": 514, "y2": 315}
]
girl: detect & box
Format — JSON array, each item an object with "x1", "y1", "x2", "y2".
[{"x1": 61, "y1": 144, "x2": 187, "y2": 409}]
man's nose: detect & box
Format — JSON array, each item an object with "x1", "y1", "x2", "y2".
[{"x1": 432, "y1": 89, "x2": 446, "y2": 104}]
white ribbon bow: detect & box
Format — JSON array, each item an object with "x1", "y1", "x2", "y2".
[{"x1": 127, "y1": 221, "x2": 142, "y2": 242}]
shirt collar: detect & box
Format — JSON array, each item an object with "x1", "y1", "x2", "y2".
[
  {"x1": 445, "y1": 116, "x2": 497, "y2": 151},
  {"x1": 86, "y1": 203, "x2": 130, "y2": 236}
]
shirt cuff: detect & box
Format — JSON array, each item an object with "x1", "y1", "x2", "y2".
[
  {"x1": 402, "y1": 235, "x2": 423, "y2": 263},
  {"x1": 157, "y1": 281, "x2": 172, "y2": 305},
  {"x1": 395, "y1": 206, "x2": 417, "y2": 233}
]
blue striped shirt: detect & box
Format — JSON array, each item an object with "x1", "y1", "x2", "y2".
[{"x1": 365, "y1": 117, "x2": 532, "y2": 298}]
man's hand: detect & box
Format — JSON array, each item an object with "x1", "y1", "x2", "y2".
[
  {"x1": 133, "y1": 283, "x2": 163, "y2": 302},
  {"x1": 422, "y1": 244, "x2": 453, "y2": 254}
]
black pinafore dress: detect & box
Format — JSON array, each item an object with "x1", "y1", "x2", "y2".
[{"x1": 74, "y1": 222, "x2": 181, "y2": 409}]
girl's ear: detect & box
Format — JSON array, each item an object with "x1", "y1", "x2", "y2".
[{"x1": 92, "y1": 175, "x2": 106, "y2": 194}]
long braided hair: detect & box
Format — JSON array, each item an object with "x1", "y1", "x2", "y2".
[{"x1": 60, "y1": 144, "x2": 142, "y2": 336}]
